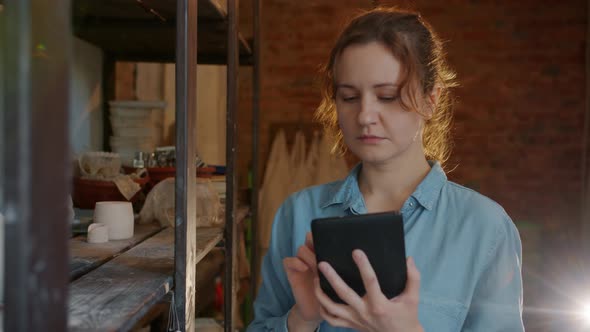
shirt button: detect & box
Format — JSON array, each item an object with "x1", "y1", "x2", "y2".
[{"x1": 409, "y1": 202, "x2": 414, "y2": 207}]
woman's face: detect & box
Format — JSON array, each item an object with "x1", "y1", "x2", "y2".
[{"x1": 334, "y1": 41, "x2": 426, "y2": 165}]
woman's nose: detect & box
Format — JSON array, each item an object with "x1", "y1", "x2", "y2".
[{"x1": 358, "y1": 98, "x2": 378, "y2": 126}]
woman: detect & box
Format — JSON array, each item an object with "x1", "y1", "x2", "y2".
[{"x1": 248, "y1": 7, "x2": 523, "y2": 332}]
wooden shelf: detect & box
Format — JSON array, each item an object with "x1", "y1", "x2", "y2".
[
  {"x1": 195, "y1": 226, "x2": 224, "y2": 263},
  {"x1": 68, "y1": 225, "x2": 227, "y2": 331},
  {"x1": 73, "y1": 0, "x2": 252, "y2": 64},
  {"x1": 69, "y1": 222, "x2": 164, "y2": 280},
  {"x1": 68, "y1": 227, "x2": 175, "y2": 331},
  {"x1": 70, "y1": 224, "x2": 228, "y2": 281}
]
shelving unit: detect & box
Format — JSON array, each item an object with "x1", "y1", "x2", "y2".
[
  {"x1": 35, "y1": 0, "x2": 259, "y2": 331},
  {"x1": 72, "y1": 0, "x2": 259, "y2": 330},
  {"x1": 3, "y1": 0, "x2": 259, "y2": 330}
]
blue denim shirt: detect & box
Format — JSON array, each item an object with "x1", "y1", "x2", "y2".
[{"x1": 247, "y1": 162, "x2": 524, "y2": 332}]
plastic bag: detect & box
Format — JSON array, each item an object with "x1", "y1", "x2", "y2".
[
  {"x1": 138, "y1": 177, "x2": 223, "y2": 228},
  {"x1": 78, "y1": 151, "x2": 121, "y2": 179}
]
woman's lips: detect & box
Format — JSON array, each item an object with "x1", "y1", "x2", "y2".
[{"x1": 357, "y1": 135, "x2": 385, "y2": 144}]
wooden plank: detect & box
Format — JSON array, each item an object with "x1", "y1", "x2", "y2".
[
  {"x1": 72, "y1": 0, "x2": 252, "y2": 64},
  {"x1": 73, "y1": 0, "x2": 176, "y2": 20},
  {"x1": 68, "y1": 228, "x2": 174, "y2": 332},
  {"x1": 105, "y1": 52, "x2": 253, "y2": 66},
  {"x1": 73, "y1": 0, "x2": 223, "y2": 21},
  {"x1": 72, "y1": 21, "x2": 251, "y2": 63},
  {"x1": 69, "y1": 222, "x2": 163, "y2": 280},
  {"x1": 196, "y1": 227, "x2": 224, "y2": 263}
]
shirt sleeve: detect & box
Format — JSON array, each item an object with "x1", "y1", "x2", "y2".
[
  {"x1": 462, "y1": 215, "x2": 525, "y2": 331},
  {"x1": 246, "y1": 201, "x2": 297, "y2": 332}
]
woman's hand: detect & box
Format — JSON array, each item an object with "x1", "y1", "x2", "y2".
[
  {"x1": 284, "y1": 232, "x2": 322, "y2": 331},
  {"x1": 314, "y1": 250, "x2": 424, "y2": 332}
]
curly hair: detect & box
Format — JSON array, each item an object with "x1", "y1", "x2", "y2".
[{"x1": 314, "y1": 7, "x2": 458, "y2": 166}]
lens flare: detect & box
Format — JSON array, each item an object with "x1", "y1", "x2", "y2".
[{"x1": 582, "y1": 304, "x2": 590, "y2": 324}]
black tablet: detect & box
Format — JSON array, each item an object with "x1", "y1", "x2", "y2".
[{"x1": 311, "y1": 211, "x2": 406, "y2": 304}]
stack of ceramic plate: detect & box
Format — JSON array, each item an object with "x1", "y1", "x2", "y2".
[{"x1": 109, "y1": 100, "x2": 166, "y2": 166}]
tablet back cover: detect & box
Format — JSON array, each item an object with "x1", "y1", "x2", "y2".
[{"x1": 311, "y1": 212, "x2": 406, "y2": 303}]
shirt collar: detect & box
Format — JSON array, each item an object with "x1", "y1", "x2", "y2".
[
  {"x1": 411, "y1": 160, "x2": 447, "y2": 210},
  {"x1": 321, "y1": 160, "x2": 447, "y2": 212},
  {"x1": 320, "y1": 163, "x2": 364, "y2": 213}
]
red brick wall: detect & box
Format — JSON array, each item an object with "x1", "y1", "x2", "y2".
[
  {"x1": 238, "y1": 0, "x2": 587, "y2": 236},
  {"x1": 415, "y1": 1, "x2": 587, "y2": 234},
  {"x1": 237, "y1": 0, "x2": 373, "y2": 188}
]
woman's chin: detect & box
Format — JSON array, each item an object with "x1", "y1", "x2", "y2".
[
  {"x1": 353, "y1": 150, "x2": 396, "y2": 165},
  {"x1": 351, "y1": 146, "x2": 413, "y2": 166}
]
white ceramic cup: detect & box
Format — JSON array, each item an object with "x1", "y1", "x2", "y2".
[
  {"x1": 87, "y1": 223, "x2": 109, "y2": 243},
  {"x1": 93, "y1": 201, "x2": 134, "y2": 240}
]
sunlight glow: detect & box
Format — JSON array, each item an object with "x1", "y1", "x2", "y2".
[{"x1": 582, "y1": 303, "x2": 590, "y2": 324}]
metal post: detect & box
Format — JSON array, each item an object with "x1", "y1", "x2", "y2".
[
  {"x1": 249, "y1": 0, "x2": 261, "y2": 320},
  {"x1": 3, "y1": 0, "x2": 71, "y2": 330},
  {"x1": 102, "y1": 54, "x2": 115, "y2": 151},
  {"x1": 225, "y1": 0, "x2": 239, "y2": 330},
  {"x1": 175, "y1": 0, "x2": 198, "y2": 331},
  {"x1": 583, "y1": 0, "x2": 590, "y2": 264},
  {"x1": 0, "y1": 4, "x2": 4, "y2": 211}
]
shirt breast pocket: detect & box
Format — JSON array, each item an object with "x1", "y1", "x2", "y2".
[{"x1": 418, "y1": 294, "x2": 467, "y2": 332}]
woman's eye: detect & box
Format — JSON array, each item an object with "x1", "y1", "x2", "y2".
[
  {"x1": 379, "y1": 96, "x2": 398, "y2": 102},
  {"x1": 341, "y1": 96, "x2": 358, "y2": 102}
]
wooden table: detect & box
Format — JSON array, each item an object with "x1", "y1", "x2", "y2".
[{"x1": 68, "y1": 223, "x2": 225, "y2": 331}]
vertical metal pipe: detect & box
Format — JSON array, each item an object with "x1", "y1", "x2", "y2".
[
  {"x1": 225, "y1": 0, "x2": 239, "y2": 330},
  {"x1": 0, "y1": 5, "x2": 3, "y2": 323},
  {"x1": 3, "y1": 0, "x2": 71, "y2": 330},
  {"x1": 583, "y1": 0, "x2": 590, "y2": 262},
  {"x1": 0, "y1": 4, "x2": 5, "y2": 211},
  {"x1": 175, "y1": 0, "x2": 198, "y2": 331},
  {"x1": 102, "y1": 55, "x2": 115, "y2": 151},
  {"x1": 249, "y1": 0, "x2": 261, "y2": 319}
]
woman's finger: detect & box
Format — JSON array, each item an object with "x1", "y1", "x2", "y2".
[
  {"x1": 352, "y1": 249, "x2": 386, "y2": 308},
  {"x1": 400, "y1": 257, "x2": 421, "y2": 303},
  {"x1": 314, "y1": 277, "x2": 357, "y2": 328},
  {"x1": 317, "y1": 261, "x2": 364, "y2": 309},
  {"x1": 319, "y1": 305, "x2": 353, "y2": 329},
  {"x1": 296, "y1": 244, "x2": 317, "y2": 273},
  {"x1": 305, "y1": 231, "x2": 315, "y2": 251},
  {"x1": 283, "y1": 257, "x2": 308, "y2": 273}
]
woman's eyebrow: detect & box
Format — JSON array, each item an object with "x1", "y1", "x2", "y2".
[
  {"x1": 335, "y1": 83, "x2": 398, "y2": 89},
  {"x1": 335, "y1": 83, "x2": 356, "y2": 90},
  {"x1": 373, "y1": 83, "x2": 398, "y2": 88}
]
